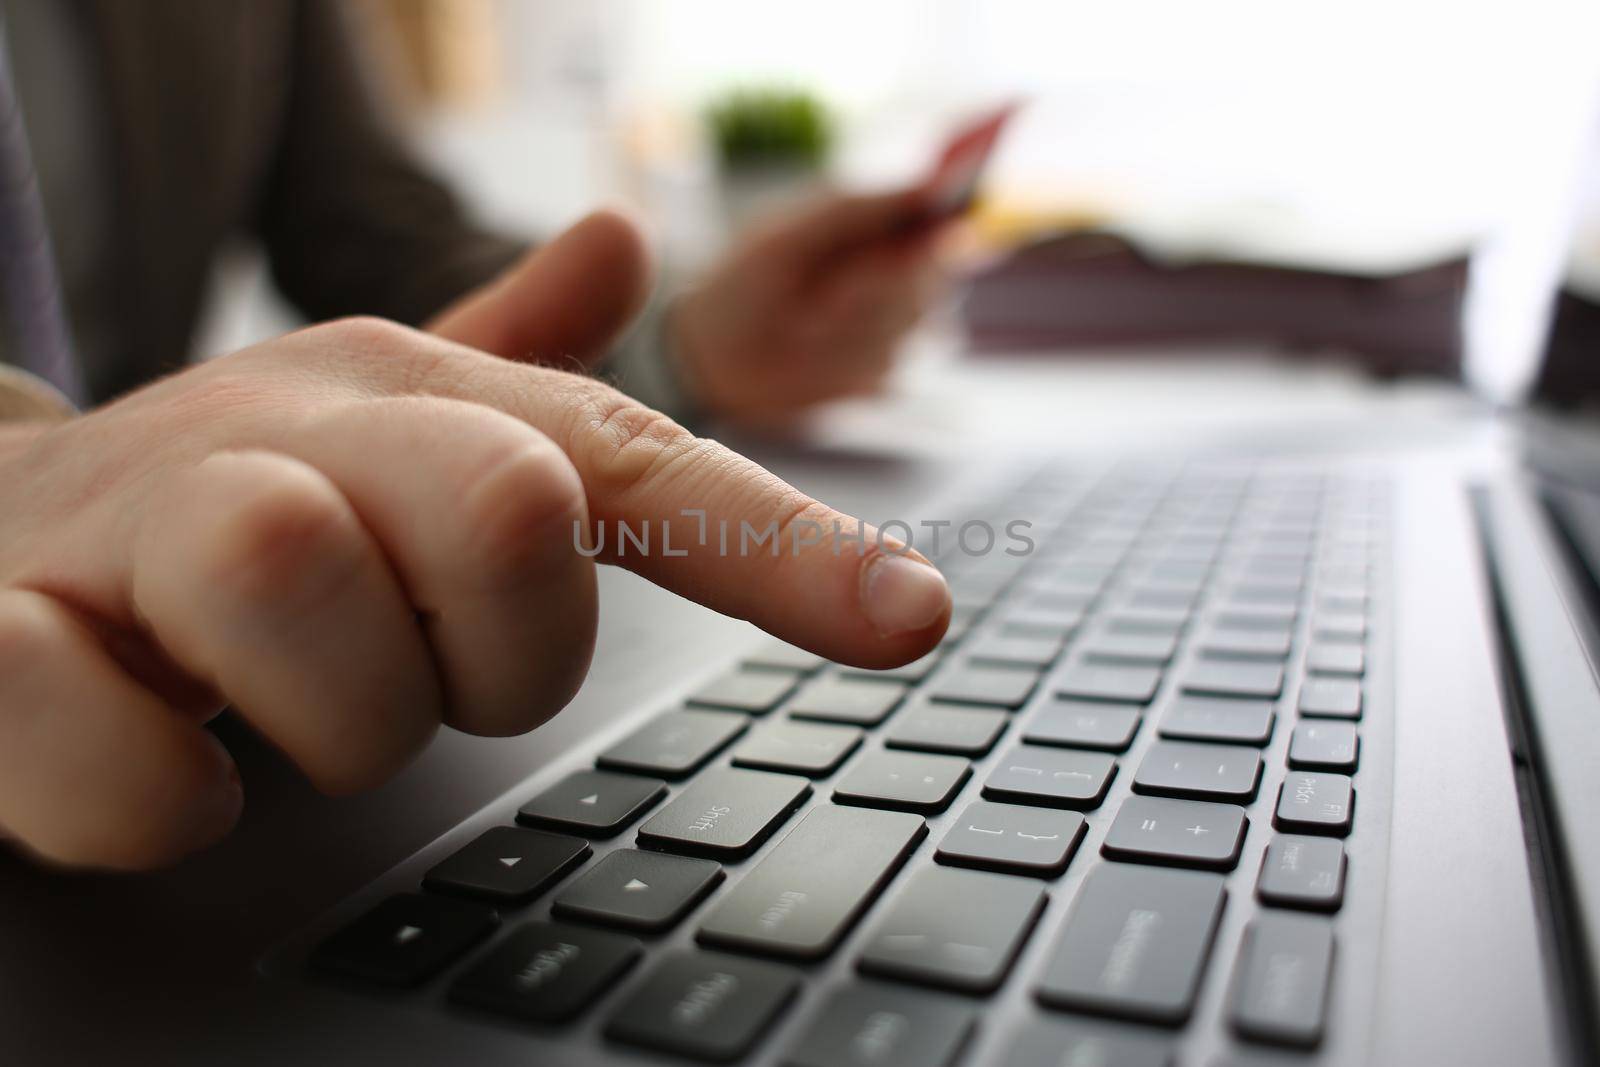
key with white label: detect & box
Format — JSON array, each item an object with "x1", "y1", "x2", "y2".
[
  {"x1": 936, "y1": 800, "x2": 1086, "y2": 876},
  {"x1": 858, "y1": 866, "x2": 1045, "y2": 993},
  {"x1": 553, "y1": 849, "x2": 724, "y2": 932},
  {"x1": 1102, "y1": 795, "x2": 1248, "y2": 870},
  {"x1": 449, "y1": 921, "x2": 641, "y2": 1023},
  {"x1": 1289, "y1": 721, "x2": 1359, "y2": 771},
  {"x1": 597, "y1": 709, "x2": 747, "y2": 779},
  {"x1": 1275, "y1": 772, "x2": 1354, "y2": 835},
  {"x1": 983, "y1": 744, "x2": 1117, "y2": 809},
  {"x1": 834, "y1": 750, "x2": 971, "y2": 814},
  {"x1": 637, "y1": 768, "x2": 811, "y2": 859},
  {"x1": 1036, "y1": 863, "x2": 1226, "y2": 1024},
  {"x1": 604, "y1": 950, "x2": 799, "y2": 1061},
  {"x1": 1256, "y1": 835, "x2": 1345, "y2": 911},
  {"x1": 1230, "y1": 913, "x2": 1335, "y2": 1047},
  {"x1": 697, "y1": 805, "x2": 925, "y2": 960},
  {"x1": 422, "y1": 826, "x2": 590, "y2": 904},
  {"x1": 1133, "y1": 740, "x2": 1263, "y2": 803},
  {"x1": 517, "y1": 770, "x2": 667, "y2": 837},
  {"x1": 1023, "y1": 698, "x2": 1142, "y2": 752},
  {"x1": 785, "y1": 982, "x2": 977, "y2": 1067},
  {"x1": 731, "y1": 720, "x2": 863, "y2": 777}
]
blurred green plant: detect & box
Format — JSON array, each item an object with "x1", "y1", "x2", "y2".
[{"x1": 704, "y1": 86, "x2": 833, "y2": 172}]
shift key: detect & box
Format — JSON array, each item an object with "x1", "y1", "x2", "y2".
[
  {"x1": 697, "y1": 805, "x2": 925, "y2": 959},
  {"x1": 637, "y1": 768, "x2": 810, "y2": 860}
]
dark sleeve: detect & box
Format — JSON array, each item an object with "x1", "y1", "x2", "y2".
[{"x1": 254, "y1": 0, "x2": 527, "y2": 326}]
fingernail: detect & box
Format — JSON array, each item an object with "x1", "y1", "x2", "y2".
[{"x1": 860, "y1": 552, "x2": 950, "y2": 636}]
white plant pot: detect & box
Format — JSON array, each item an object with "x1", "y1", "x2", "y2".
[{"x1": 716, "y1": 164, "x2": 824, "y2": 236}]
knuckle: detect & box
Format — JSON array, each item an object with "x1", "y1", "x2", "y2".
[
  {"x1": 313, "y1": 315, "x2": 419, "y2": 352},
  {"x1": 195, "y1": 455, "x2": 358, "y2": 603},
  {"x1": 296, "y1": 316, "x2": 459, "y2": 396},
  {"x1": 569, "y1": 387, "x2": 701, "y2": 499},
  {"x1": 462, "y1": 436, "x2": 588, "y2": 584},
  {"x1": 0, "y1": 593, "x2": 57, "y2": 678}
]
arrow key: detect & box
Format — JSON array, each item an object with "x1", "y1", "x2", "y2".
[
  {"x1": 518, "y1": 770, "x2": 667, "y2": 837},
  {"x1": 312, "y1": 893, "x2": 498, "y2": 987},
  {"x1": 554, "y1": 849, "x2": 724, "y2": 933},
  {"x1": 423, "y1": 826, "x2": 590, "y2": 904}
]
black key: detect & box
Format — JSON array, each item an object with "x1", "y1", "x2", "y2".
[
  {"x1": 598, "y1": 709, "x2": 747, "y2": 779},
  {"x1": 1159, "y1": 697, "x2": 1274, "y2": 746},
  {"x1": 1081, "y1": 631, "x2": 1179, "y2": 665},
  {"x1": 834, "y1": 750, "x2": 970, "y2": 814},
  {"x1": 517, "y1": 770, "x2": 666, "y2": 837},
  {"x1": 1275, "y1": 773, "x2": 1354, "y2": 836},
  {"x1": 553, "y1": 849, "x2": 724, "y2": 932},
  {"x1": 788, "y1": 676, "x2": 908, "y2": 726},
  {"x1": 858, "y1": 866, "x2": 1045, "y2": 993},
  {"x1": 840, "y1": 651, "x2": 942, "y2": 683},
  {"x1": 731, "y1": 720, "x2": 863, "y2": 777},
  {"x1": 967, "y1": 630, "x2": 1063, "y2": 668},
  {"x1": 1307, "y1": 642, "x2": 1365, "y2": 676},
  {"x1": 312, "y1": 893, "x2": 497, "y2": 987},
  {"x1": 1257, "y1": 835, "x2": 1345, "y2": 911},
  {"x1": 689, "y1": 669, "x2": 797, "y2": 713},
  {"x1": 937, "y1": 800, "x2": 1086, "y2": 876},
  {"x1": 1036, "y1": 863, "x2": 1226, "y2": 1024},
  {"x1": 1023, "y1": 698, "x2": 1141, "y2": 752},
  {"x1": 605, "y1": 950, "x2": 799, "y2": 1061},
  {"x1": 999, "y1": 1018, "x2": 1174, "y2": 1067},
  {"x1": 1133, "y1": 740, "x2": 1262, "y2": 802},
  {"x1": 1298, "y1": 677, "x2": 1362, "y2": 719},
  {"x1": 449, "y1": 921, "x2": 640, "y2": 1023},
  {"x1": 786, "y1": 983, "x2": 977, "y2": 1067},
  {"x1": 745, "y1": 639, "x2": 826, "y2": 674},
  {"x1": 698, "y1": 805, "x2": 924, "y2": 959},
  {"x1": 885, "y1": 703, "x2": 1007, "y2": 756},
  {"x1": 637, "y1": 768, "x2": 810, "y2": 859},
  {"x1": 1288, "y1": 721, "x2": 1359, "y2": 771},
  {"x1": 1056, "y1": 662, "x2": 1162, "y2": 704},
  {"x1": 1180, "y1": 660, "x2": 1283, "y2": 699},
  {"x1": 1197, "y1": 628, "x2": 1292, "y2": 660},
  {"x1": 1102, "y1": 795, "x2": 1247, "y2": 869},
  {"x1": 1230, "y1": 913, "x2": 1335, "y2": 1047},
  {"x1": 929, "y1": 664, "x2": 1040, "y2": 709},
  {"x1": 422, "y1": 826, "x2": 590, "y2": 904},
  {"x1": 984, "y1": 744, "x2": 1117, "y2": 809}
]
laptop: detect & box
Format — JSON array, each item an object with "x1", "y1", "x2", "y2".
[{"x1": 3, "y1": 358, "x2": 1598, "y2": 1065}]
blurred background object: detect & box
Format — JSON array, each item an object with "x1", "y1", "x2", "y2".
[
  {"x1": 196, "y1": 0, "x2": 1600, "y2": 410},
  {"x1": 704, "y1": 85, "x2": 834, "y2": 230}
]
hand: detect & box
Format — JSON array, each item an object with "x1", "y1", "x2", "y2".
[
  {"x1": 672, "y1": 190, "x2": 948, "y2": 424},
  {"x1": 0, "y1": 214, "x2": 950, "y2": 871}
]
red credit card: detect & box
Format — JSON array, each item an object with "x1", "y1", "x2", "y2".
[{"x1": 918, "y1": 102, "x2": 1021, "y2": 221}]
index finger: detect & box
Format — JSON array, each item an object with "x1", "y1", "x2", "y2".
[{"x1": 424, "y1": 353, "x2": 950, "y2": 669}]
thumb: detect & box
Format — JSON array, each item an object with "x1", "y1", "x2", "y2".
[{"x1": 427, "y1": 209, "x2": 653, "y2": 368}]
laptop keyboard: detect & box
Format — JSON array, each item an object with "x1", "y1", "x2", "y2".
[{"x1": 292, "y1": 462, "x2": 1388, "y2": 1065}]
